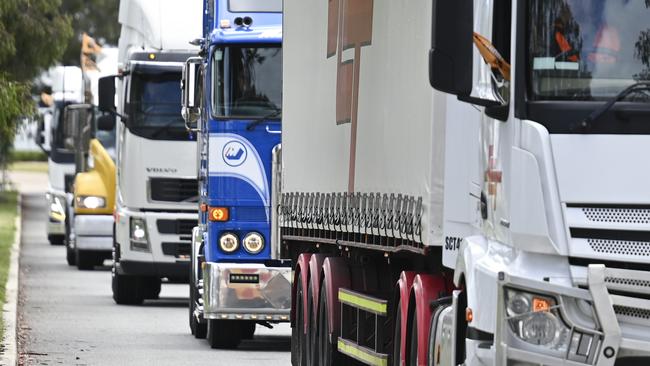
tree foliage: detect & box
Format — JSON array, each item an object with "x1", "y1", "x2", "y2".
[
  {"x1": 0, "y1": 0, "x2": 72, "y2": 173},
  {"x1": 60, "y1": 0, "x2": 120, "y2": 66}
]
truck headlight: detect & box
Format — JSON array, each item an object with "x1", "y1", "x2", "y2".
[
  {"x1": 130, "y1": 217, "x2": 149, "y2": 251},
  {"x1": 76, "y1": 195, "x2": 106, "y2": 209},
  {"x1": 219, "y1": 233, "x2": 239, "y2": 253},
  {"x1": 242, "y1": 232, "x2": 264, "y2": 254},
  {"x1": 49, "y1": 194, "x2": 66, "y2": 221},
  {"x1": 505, "y1": 289, "x2": 570, "y2": 352}
]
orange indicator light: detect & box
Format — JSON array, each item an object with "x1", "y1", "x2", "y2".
[
  {"x1": 466, "y1": 307, "x2": 473, "y2": 323},
  {"x1": 533, "y1": 297, "x2": 551, "y2": 312},
  {"x1": 209, "y1": 207, "x2": 229, "y2": 222}
]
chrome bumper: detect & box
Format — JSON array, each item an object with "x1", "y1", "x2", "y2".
[
  {"x1": 495, "y1": 264, "x2": 650, "y2": 366},
  {"x1": 202, "y1": 262, "x2": 291, "y2": 321}
]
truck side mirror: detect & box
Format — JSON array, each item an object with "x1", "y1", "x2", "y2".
[
  {"x1": 429, "y1": 0, "x2": 473, "y2": 96},
  {"x1": 98, "y1": 76, "x2": 117, "y2": 113},
  {"x1": 63, "y1": 107, "x2": 78, "y2": 151},
  {"x1": 181, "y1": 57, "x2": 203, "y2": 131},
  {"x1": 97, "y1": 113, "x2": 116, "y2": 131}
]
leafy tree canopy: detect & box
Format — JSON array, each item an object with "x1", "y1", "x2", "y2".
[
  {"x1": 60, "y1": 0, "x2": 120, "y2": 66},
  {"x1": 0, "y1": 0, "x2": 72, "y2": 171}
]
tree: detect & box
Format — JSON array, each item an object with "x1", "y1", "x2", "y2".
[
  {"x1": 0, "y1": 0, "x2": 72, "y2": 183},
  {"x1": 60, "y1": 0, "x2": 120, "y2": 66}
]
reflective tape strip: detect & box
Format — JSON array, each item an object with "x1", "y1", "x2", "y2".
[
  {"x1": 338, "y1": 289, "x2": 387, "y2": 316},
  {"x1": 337, "y1": 338, "x2": 388, "y2": 366}
]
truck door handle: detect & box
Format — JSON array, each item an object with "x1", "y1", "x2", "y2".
[{"x1": 265, "y1": 126, "x2": 281, "y2": 134}]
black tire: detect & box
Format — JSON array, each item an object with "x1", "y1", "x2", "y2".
[
  {"x1": 291, "y1": 272, "x2": 308, "y2": 366},
  {"x1": 189, "y1": 280, "x2": 207, "y2": 339},
  {"x1": 112, "y1": 262, "x2": 144, "y2": 305},
  {"x1": 242, "y1": 321, "x2": 256, "y2": 340},
  {"x1": 48, "y1": 234, "x2": 64, "y2": 246},
  {"x1": 407, "y1": 307, "x2": 418, "y2": 366},
  {"x1": 307, "y1": 281, "x2": 316, "y2": 365},
  {"x1": 316, "y1": 281, "x2": 344, "y2": 366},
  {"x1": 206, "y1": 319, "x2": 242, "y2": 349},
  {"x1": 66, "y1": 243, "x2": 76, "y2": 266},
  {"x1": 143, "y1": 277, "x2": 161, "y2": 300},
  {"x1": 392, "y1": 299, "x2": 403, "y2": 366},
  {"x1": 76, "y1": 250, "x2": 96, "y2": 270}
]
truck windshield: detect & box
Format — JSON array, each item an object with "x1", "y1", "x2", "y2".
[
  {"x1": 212, "y1": 46, "x2": 282, "y2": 119},
  {"x1": 128, "y1": 71, "x2": 188, "y2": 140},
  {"x1": 528, "y1": 0, "x2": 650, "y2": 101}
]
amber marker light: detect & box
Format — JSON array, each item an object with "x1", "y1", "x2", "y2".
[
  {"x1": 466, "y1": 307, "x2": 473, "y2": 323},
  {"x1": 208, "y1": 207, "x2": 229, "y2": 222},
  {"x1": 148, "y1": 53, "x2": 156, "y2": 60},
  {"x1": 532, "y1": 297, "x2": 551, "y2": 312},
  {"x1": 200, "y1": 203, "x2": 208, "y2": 213}
]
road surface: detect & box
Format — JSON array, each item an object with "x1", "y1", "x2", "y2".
[{"x1": 17, "y1": 193, "x2": 291, "y2": 365}]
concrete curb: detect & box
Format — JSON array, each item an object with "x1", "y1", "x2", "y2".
[{"x1": 1, "y1": 194, "x2": 22, "y2": 366}]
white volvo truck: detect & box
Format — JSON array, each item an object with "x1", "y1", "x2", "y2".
[
  {"x1": 98, "y1": 0, "x2": 202, "y2": 304},
  {"x1": 281, "y1": 0, "x2": 650, "y2": 365}
]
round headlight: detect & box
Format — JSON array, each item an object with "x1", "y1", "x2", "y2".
[
  {"x1": 219, "y1": 233, "x2": 239, "y2": 253},
  {"x1": 242, "y1": 232, "x2": 264, "y2": 254},
  {"x1": 520, "y1": 311, "x2": 560, "y2": 346},
  {"x1": 506, "y1": 292, "x2": 531, "y2": 316}
]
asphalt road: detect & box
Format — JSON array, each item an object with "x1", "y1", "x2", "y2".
[{"x1": 17, "y1": 193, "x2": 291, "y2": 366}]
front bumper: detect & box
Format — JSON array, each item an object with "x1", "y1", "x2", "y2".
[
  {"x1": 495, "y1": 265, "x2": 650, "y2": 366},
  {"x1": 202, "y1": 262, "x2": 291, "y2": 321},
  {"x1": 74, "y1": 214, "x2": 113, "y2": 251}
]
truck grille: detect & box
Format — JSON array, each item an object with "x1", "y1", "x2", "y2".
[
  {"x1": 157, "y1": 219, "x2": 196, "y2": 236},
  {"x1": 150, "y1": 178, "x2": 198, "y2": 203},
  {"x1": 588, "y1": 238, "x2": 650, "y2": 257},
  {"x1": 582, "y1": 207, "x2": 650, "y2": 224}
]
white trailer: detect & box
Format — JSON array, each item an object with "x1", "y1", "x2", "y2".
[
  {"x1": 282, "y1": 0, "x2": 650, "y2": 365},
  {"x1": 98, "y1": 0, "x2": 202, "y2": 304}
]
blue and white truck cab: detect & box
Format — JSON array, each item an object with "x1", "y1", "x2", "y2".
[{"x1": 182, "y1": 0, "x2": 290, "y2": 349}]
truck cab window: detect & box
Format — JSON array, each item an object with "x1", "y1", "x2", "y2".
[
  {"x1": 528, "y1": 0, "x2": 650, "y2": 101},
  {"x1": 128, "y1": 70, "x2": 187, "y2": 140},
  {"x1": 212, "y1": 46, "x2": 282, "y2": 119}
]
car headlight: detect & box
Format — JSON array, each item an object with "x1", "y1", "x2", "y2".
[
  {"x1": 76, "y1": 195, "x2": 106, "y2": 209},
  {"x1": 130, "y1": 217, "x2": 149, "y2": 251},
  {"x1": 242, "y1": 232, "x2": 264, "y2": 254},
  {"x1": 505, "y1": 289, "x2": 570, "y2": 352},
  {"x1": 219, "y1": 233, "x2": 239, "y2": 253}
]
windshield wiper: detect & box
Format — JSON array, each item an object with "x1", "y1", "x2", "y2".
[
  {"x1": 246, "y1": 109, "x2": 282, "y2": 131},
  {"x1": 574, "y1": 81, "x2": 650, "y2": 131}
]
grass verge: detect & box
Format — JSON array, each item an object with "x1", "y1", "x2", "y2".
[
  {"x1": 8, "y1": 161, "x2": 48, "y2": 173},
  {"x1": 0, "y1": 191, "x2": 18, "y2": 342}
]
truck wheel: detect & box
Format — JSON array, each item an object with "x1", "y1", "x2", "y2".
[
  {"x1": 189, "y1": 283, "x2": 207, "y2": 338},
  {"x1": 392, "y1": 298, "x2": 403, "y2": 366},
  {"x1": 48, "y1": 234, "x2": 64, "y2": 245},
  {"x1": 66, "y1": 244, "x2": 76, "y2": 266},
  {"x1": 242, "y1": 321, "x2": 256, "y2": 340},
  {"x1": 316, "y1": 281, "x2": 344, "y2": 366},
  {"x1": 143, "y1": 277, "x2": 161, "y2": 300},
  {"x1": 206, "y1": 319, "x2": 242, "y2": 349},
  {"x1": 407, "y1": 308, "x2": 418, "y2": 366},
  {"x1": 291, "y1": 271, "x2": 308, "y2": 366},
  {"x1": 76, "y1": 250, "x2": 96, "y2": 270},
  {"x1": 112, "y1": 262, "x2": 144, "y2": 305}
]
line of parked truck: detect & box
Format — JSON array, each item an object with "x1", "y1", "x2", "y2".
[{"x1": 35, "y1": 0, "x2": 650, "y2": 364}]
